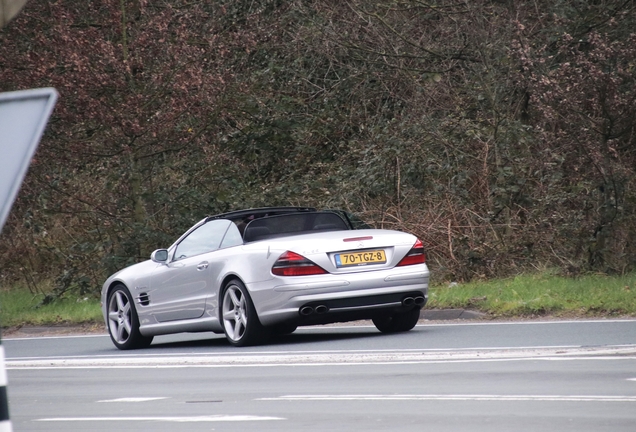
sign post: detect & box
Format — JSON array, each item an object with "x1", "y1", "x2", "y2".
[{"x1": 0, "y1": 87, "x2": 59, "y2": 432}]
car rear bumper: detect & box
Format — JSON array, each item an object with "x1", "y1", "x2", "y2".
[{"x1": 247, "y1": 264, "x2": 429, "y2": 326}]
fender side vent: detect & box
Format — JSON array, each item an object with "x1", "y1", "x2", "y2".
[{"x1": 137, "y1": 292, "x2": 150, "y2": 306}]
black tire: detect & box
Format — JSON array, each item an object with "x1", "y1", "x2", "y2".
[
  {"x1": 106, "y1": 284, "x2": 153, "y2": 350},
  {"x1": 372, "y1": 307, "x2": 421, "y2": 333},
  {"x1": 221, "y1": 279, "x2": 270, "y2": 347}
]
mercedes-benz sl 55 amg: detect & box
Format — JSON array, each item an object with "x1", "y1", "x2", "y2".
[{"x1": 101, "y1": 207, "x2": 429, "y2": 349}]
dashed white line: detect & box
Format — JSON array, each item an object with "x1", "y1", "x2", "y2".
[
  {"x1": 35, "y1": 415, "x2": 284, "y2": 422},
  {"x1": 261, "y1": 394, "x2": 636, "y2": 402},
  {"x1": 97, "y1": 397, "x2": 169, "y2": 403}
]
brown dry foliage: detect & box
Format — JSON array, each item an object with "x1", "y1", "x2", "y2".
[{"x1": 1, "y1": 0, "x2": 635, "y2": 297}]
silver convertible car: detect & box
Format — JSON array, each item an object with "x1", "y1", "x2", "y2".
[{"x1": 101, "y1": 207, "x2": 429, "y2": 349}]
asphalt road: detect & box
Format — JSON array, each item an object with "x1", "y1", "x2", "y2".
[{"x1": 4, "y1": 319, "x2": 636, "y2": 432}]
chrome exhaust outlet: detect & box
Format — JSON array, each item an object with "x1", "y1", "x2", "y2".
[
  {"x1": 414, "y1": 296, "x2": 425, "y2": 306},
  {"x1": 300, "y1": 306, "x2": 314, "y2": 316},
  {"x1": 314, "y1": 305, "x2": 329, "y2": 314},
  {"x1": 402, "y1": 297, "x2": 415, "y2": 306}
]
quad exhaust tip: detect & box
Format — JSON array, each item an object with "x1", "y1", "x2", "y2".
[
  {"x1": 300, "y1": 296, "x2": 424, "y2": 315},
  {"x1": 403, "y1": 296, "x2": 426, "y2": 307},
  {"x1": 315, "y1": 305, "x2": 328, "y2": 314},
  {"x1": 299, "y1": 305, "x2": 329, "y2": 316},
  {"x1": 300, "y1": 306, "x2": 314, "y2": 316}
]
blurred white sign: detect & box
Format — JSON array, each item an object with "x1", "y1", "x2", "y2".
[
  {"x1": 0, "y1": 87, "x2": 58, "y2": 232},
  {"x1": 1, "y1": 0, "x2": 29, "y2": 27}
]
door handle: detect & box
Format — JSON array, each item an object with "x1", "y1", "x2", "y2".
[{"x1": 197, "y1": 262, "x2": 209, "y2": 270}]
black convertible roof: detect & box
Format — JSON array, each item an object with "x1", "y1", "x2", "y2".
[
  {"x1": 206, "y1": 206, "x2": 316, "y2": 223},
  {"x1": 207, "y1": 206, "x2": 372, "y2": 232}
]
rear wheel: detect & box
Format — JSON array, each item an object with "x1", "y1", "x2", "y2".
[
  {"x1": 222, "y1": 279, "x2": 269, "y2": 347},
  {"x1": 107, "y1": 284, "x2": 153, "y2": 350},
  {"x1": 372, "y1": 307, "x2": 421, "y2": 333}
]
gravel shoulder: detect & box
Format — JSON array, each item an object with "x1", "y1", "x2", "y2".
[{"x1": 2, "y1": 322, "x2": 107, "y2": 338}]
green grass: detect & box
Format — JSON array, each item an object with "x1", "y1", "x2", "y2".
[
  {"x1": 0, "y1": 287, "x2": 102, "y2": 328},
  {"x1": 1, "y1": 272, "x2": 635, "y2": 329},
  {"x1": 429, "y1": 272, "x2": 636, "y2": 318}
]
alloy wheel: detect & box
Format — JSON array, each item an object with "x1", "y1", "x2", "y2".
[
  {"x1": 222, "y1": 284, "x2": 248, "y2": 342},
  {"x1": 108, "y1": 290, "x2": 132, "y2": 344}
]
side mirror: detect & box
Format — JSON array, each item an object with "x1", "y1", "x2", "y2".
[{"x1": 151, "y1": 249, "x2": 169, "y2": 263}]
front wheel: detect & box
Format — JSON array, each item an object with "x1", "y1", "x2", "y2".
[
  {"x1": 221, "y1": 279, "x2": 269, "y2": 347},
  {"x1": 372, "y1": 307, "x2": 421, "y2": 333},
  {"x1": 107, "y1": 284, "x2": 153, "y2": 350}
]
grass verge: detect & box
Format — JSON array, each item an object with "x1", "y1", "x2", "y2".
[
  {"x1": 1, "y1": 272, "x2": 635, "y2": 329},
  {"x1": 429, "y1": 272, "x2": 636, "y2": 318},
  {"x1": 0, "y1": 287, "x2": 102, "y2": 328}
]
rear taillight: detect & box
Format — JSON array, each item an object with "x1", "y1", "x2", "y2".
[
  {"x1": 272, "y1": 251, "x2": 328, "y2": 276},
  {"x1": 396, "y1": 239, "x2": 426, "y2": 266}
]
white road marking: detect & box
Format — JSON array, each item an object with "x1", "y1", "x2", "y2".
[
  {"x1": 6, "y1": 344, "x2": 596, "y2": 360},
  {"x1": 418, "y1": 318, "x2": 636, "y2": 327},
  {"x1": 97, "y1": 397, "x2": 169, "y2": 403},
  {"x1": 36, "y1": 415, "x2": 284, "y2": 422},
  {"x1": 261, "y1": 394, "x2": 636, "y2": 402},
  {"x1": 6, "y1": 345, "x2": 636, "y2": 369},
  {"x1": 628, "y1": 378, "x2": 636, "y2": 382},
  {"x1": 3, "y1": 334, "x2": 108, "y2": 341},
  {"x1": 6, "y1": 344, "x2": 604, "y2": 361}
]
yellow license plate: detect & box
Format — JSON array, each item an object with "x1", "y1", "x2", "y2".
[{"x1": 335, "y1": 250, "x2": 386, "y2": 267}]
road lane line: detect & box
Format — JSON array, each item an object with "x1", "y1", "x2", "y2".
[
  {"x1": 8, "y1": 357, "x2": 636, "y2": 370},
  {"x1": 3, "y1": 334, "x2": 108, "y2": 341},
  {"x1": 6, "y1": 345, "x2": 595, "y2": 361},
  {"x1": 97, "y1": 397, "x2": 169, "y2": 403},
  {"x1": 6, "y1": 345, "x2": 636, "y2": 369},
  {"x1": 260, "y1": 394, "x2": 636, "y2": 402},
  {"x1": 3, "y1": 344, "x2": 603, "y2": 362},
  {"x1": 35, "y1": 415, "x2": 284, "y2": 422},
  {"x1": 419, "y1": 319, "x2": 636, "y2": 327},
  {"x1": 7, "y1": 345, "x2": 636, "y2": 365},
  {"x1": 9, "y1": 344, "x2": 636, "y2": 360}
]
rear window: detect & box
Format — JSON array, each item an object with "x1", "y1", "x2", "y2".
[{"x1": 242, "y1": 212, "x2": 349, "y2": 242}]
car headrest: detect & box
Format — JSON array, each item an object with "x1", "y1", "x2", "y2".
[{"x1": 243, "y1": 226, "x2": 271, "y2": 242}]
